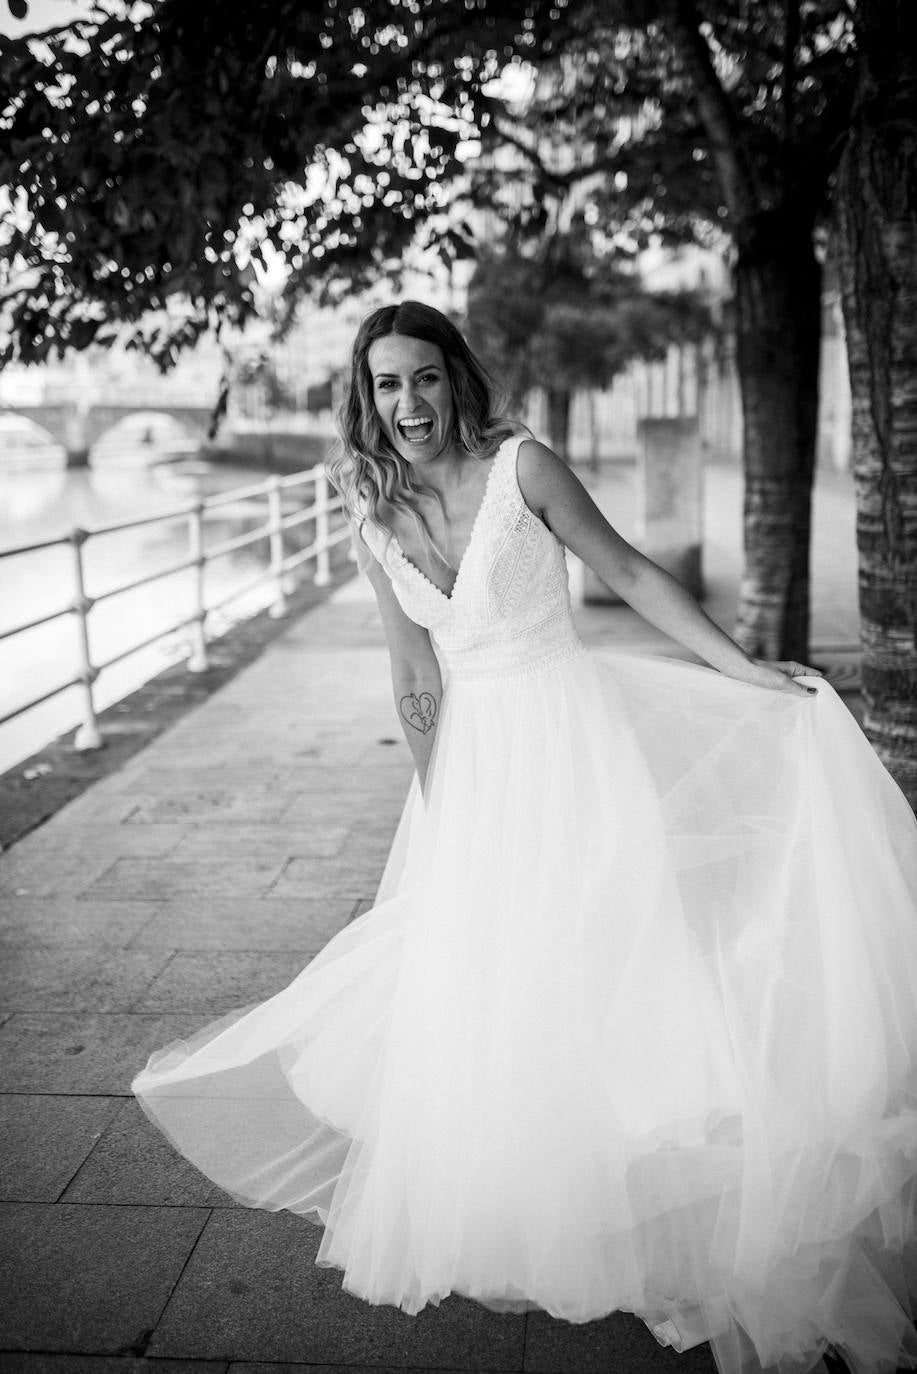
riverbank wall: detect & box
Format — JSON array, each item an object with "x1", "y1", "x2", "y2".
[{"x1": 204, "y1": 428, "x2": 336, "y2": 472}]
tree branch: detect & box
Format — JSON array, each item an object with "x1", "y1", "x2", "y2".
[
  {"x1": 663, "y1": 0, "x2": 761, "y2": 222},
  {"x1": 489, "y1": 112, "x2": 627, "y2": 190}
]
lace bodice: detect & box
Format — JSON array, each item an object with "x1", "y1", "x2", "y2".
[{"x1": 356, "y1": 434, "x2": 584, "y2": 681}]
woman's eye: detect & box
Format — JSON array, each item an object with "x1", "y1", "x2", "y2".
[{"x1": 419, "y1": 373, "x2": 438, "y2": 384}]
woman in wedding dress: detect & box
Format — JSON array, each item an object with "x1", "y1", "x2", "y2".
[{"x1": 132, "y1": 301, "x2": 917, "y2": 1374}]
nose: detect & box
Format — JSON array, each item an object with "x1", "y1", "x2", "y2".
[{"x1": 401, "y1": 378, "x2": 420, "y2": 410}]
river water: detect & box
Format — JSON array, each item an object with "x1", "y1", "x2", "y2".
[{"x1": 0, "y1": 438, "x2": 327, "y2": 774}]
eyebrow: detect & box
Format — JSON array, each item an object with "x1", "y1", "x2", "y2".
[{"x1": 372, "y1": 364, "x2": 441, "y2": 379}]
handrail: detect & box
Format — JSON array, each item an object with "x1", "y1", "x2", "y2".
[{"x1": 0, "y1": 464, "x2": 351, "y2": 749}]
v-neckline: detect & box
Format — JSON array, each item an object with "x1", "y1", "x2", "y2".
[{"x1": 390, "y1": 441, "x2": 505, "y2": 602}]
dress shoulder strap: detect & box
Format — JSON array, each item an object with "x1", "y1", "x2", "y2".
[{"x1": 488, "y1": 430, "x2": 530, "y2": 517}]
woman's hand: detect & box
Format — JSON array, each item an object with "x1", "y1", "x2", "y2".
[{"x1": 736, "y1": 659, "x2": 824, "y2": 696}]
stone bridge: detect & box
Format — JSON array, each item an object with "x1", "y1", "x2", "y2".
[{"x1": 1, "y1": 402, "x2": 214, "y2": 465}]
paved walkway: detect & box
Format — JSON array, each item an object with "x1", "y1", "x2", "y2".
[{"x1": 0, "y1": 461, "x2": 860, "y2": 1374}]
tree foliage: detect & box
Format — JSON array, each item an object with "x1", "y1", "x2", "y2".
[
  {"x1": 466, "y1": 228, "x2": 709, "y2": 457},
  {"x1": 465, "y1": 231, "x2": 707, "y2": 402},
  {"x1": 0, "y1": 0, "x2": 559, "y2": 367},
  {"x1": 1, "y1": 2, "x2": 858, "y2": 369}
]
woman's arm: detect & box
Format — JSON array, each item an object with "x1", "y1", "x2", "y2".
[
  {"x1": 362, "y1": 549, "x2": 443, "y2": 790},
  {"x1": 516, "y1": 440, "x2": 818, "y2": 697}
]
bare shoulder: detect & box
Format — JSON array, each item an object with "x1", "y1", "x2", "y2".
[{"x1": 516, "y1": 438, "x2": 586, "y2": 521}]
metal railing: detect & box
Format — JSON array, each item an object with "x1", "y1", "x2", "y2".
[{"x1": 0, "y1": 465, "x2": 351, "y2": 751}]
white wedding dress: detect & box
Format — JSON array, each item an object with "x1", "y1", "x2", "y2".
[{"x1": 132, "y1": 433, "x2": 917, "y2": 1374}]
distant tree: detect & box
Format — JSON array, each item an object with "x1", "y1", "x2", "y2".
[
  {"x1": 835, "y1": 0, "x2": 917, "y2": 804},
  {"x1": 465, "y1": 232, "x2": 708, "y2": 458}
]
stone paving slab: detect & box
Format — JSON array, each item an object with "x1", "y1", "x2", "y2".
[
  {"x1": 83, "y1": 857, "x2": 288, "y2": 901},
  {"x1": 169, "y1": 823, "x2": 351, "y2": 862},
  {"x1": 0, "y1": 851, "x2": 122, "y2": 898},
  {"x1": 0, "y1": 948, "x2": 173, "y2": 1013},
  {"x1": 0, "y1": 1202, "x2": 209, "y2": 1354},
  {"x1": 121, "y1": 791, "x2": 301, "y2": 827},
  {"x1": 0, "y1": 1012, "x2": 210, "y2": 1093},
  {"x1": 0, "y1": 898, "x2": 163, "y2": 947},
  {"x1": 6, "y1": 822, "x2": 188, "y2": 859},
  {"x1": 134, "y1": 951, "x2": 319, "y2": 1015},
  {"x1": 0, "y1": 1094, "x2": 122, "y2": 1202},
  {"x1": 36, "y1": 785, "x2": 168, "y2": 827},
  {"x1": 226, "y1": 1366, "x2": 517, "y2": 1373},
  {"x1": 281, "y1": 790, "x2": 407, "y2": 829},
  {"x1": 0, "y1": 1359, "x2": 229, "y2": 1373},
  {"x1": 267, "y1": 856, "x2": 392, "y2": 902},
  {"x1": 523, "y1": 1312, "x2": 716, "y2": 1374},
  {"x1": 126, "y1": 896, "x2": 356, "y2": 951},
  {"x1": 146, "y1": 1210, "x2": 526, "y2": 1370},
  {"x1": 266, "y1": 762, "x2": 412, "y2": 792},
  {"x1": 60, "y1": 1099, "x2": 235, "y2": 1208}
]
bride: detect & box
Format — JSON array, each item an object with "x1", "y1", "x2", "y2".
[{"x1": 133, "y1": 300, "x2": 917, "y2": 1374}]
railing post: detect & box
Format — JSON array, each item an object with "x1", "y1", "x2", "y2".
[
  {"x1": 70, "y1": 528, "x2": 102, "y2": 751},
  {"x1": 187, "y1": 502, "x2": 210, "y2": 672},
  {"x1": 313, "y1": 468, "x2": 331, "y2": 587},
  {"x1": 267, "y1": 475, "x2": 287, "y2": 619}
]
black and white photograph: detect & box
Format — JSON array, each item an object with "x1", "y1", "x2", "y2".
[{"x1": 1, "y1": 2, "x2": 916, "y2": 1373}]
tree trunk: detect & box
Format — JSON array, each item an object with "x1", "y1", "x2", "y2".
[
  {"x1": 546, "y1": 387, "x2": 571, "y2": 462},
  {"x1": 835, "y1": 0, "x2": 917, "y2": 805},
  {"x1": 732, "y1": 213, "x2": 822, "y2": 662},
  {"x1": 588, "y1": 389, "x2": 600, "y2": 472}
]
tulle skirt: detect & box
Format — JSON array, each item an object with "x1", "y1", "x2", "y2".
[{"x1": 131, "y1": 646, "x2": 917, "y2": 1374}]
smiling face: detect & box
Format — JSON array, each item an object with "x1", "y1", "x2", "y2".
[{"x1": 367, "y1": 334, "x2": 456, "y2": 464}]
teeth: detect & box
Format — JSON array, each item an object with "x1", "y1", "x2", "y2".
[{"x1": 397, "y1": 417, "x2": 434, "y2": 444}]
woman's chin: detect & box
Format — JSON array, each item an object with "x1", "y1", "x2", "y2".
[{"x1": 395, "y1": 437, "x2": 447, "y2": 465}]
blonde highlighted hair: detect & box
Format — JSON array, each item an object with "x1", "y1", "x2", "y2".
[{"x1": 327, "y1": 301, "x2": 521, "y2": 572}]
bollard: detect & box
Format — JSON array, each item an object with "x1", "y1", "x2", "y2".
[
  {"x1": 635, "y1": 417, "x2": 704, "y2": 598},
  {"x1": 268, "y1": 476, "x2": 288, "y2": 618},
  {"x1": 187, "y1": 502, "x2": 210, "y2": 672},
  {"x1": 582, "y1": 417, "x2": 704, "y2": 604},
  {"x1": 70, "y1": 528, "x2": 103, "y2": 750}
]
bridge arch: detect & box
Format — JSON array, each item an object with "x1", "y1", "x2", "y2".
[
  {"x1": 87, "y1": 407, "x2": 212, "y2": 456},
  {"x1": 1, "y1": 402, "x2": 215, "y2": 465},
  {"x1": 0, "y1": 407, "x2": 71, "y2": 455}
]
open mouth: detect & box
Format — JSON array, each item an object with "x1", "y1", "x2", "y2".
[{"x1": 396, "y1": 416, "x2": 435, "y2": 445}]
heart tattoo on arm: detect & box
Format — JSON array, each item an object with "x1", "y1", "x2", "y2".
[{"x1": 400, "y1": 691, "x2": 437, "y2": 734}]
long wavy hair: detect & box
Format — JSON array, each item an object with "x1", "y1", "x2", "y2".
[{"x1": 328, "y1": 300, "x2": 521, "y2": 572}]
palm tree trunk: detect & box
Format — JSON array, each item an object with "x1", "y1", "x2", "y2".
[
  {"x1": 835, "y1": 0, "x2": 917, "y2": 804},
  {"x1": 732, "y1": 213, "x2": 822, "y2": 661}
]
